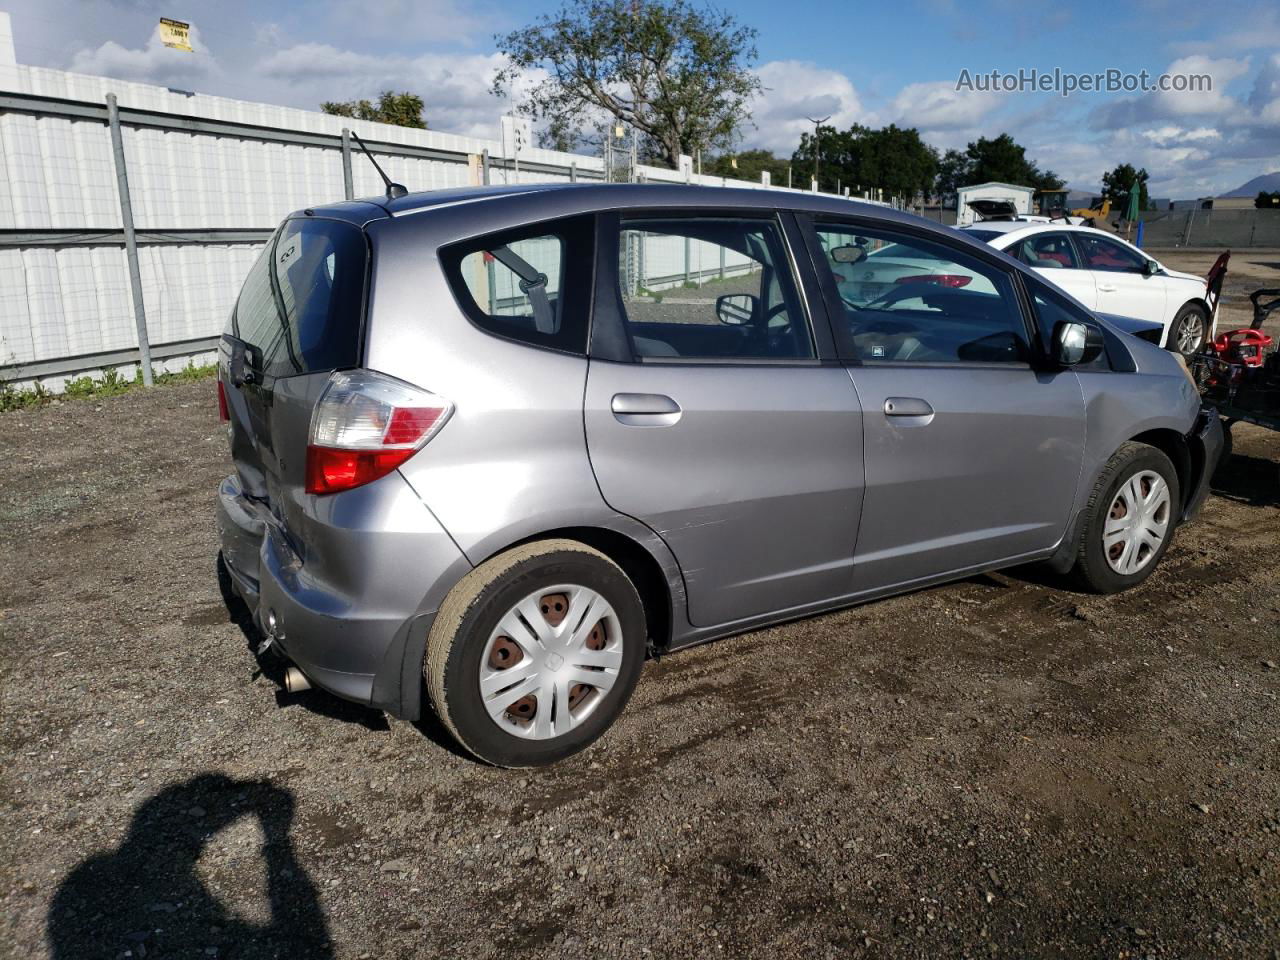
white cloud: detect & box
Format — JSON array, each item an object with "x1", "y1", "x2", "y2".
[
  {"x1": 68, "y1": 24, "x2": 217, "y2": 89},
  {"x1": 744, "y1": 60, "x2": 868, "y2": 153},
  {"x1": 1140, "y1": 125, "x2": 1221, "y2": 145},
  {"x1": 888, "y1": 80, "x2": 1002, "y2": 133}
]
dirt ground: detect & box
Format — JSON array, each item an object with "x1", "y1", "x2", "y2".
[{"x1": 2, "y1": 294, "x2": 1279, "y2": 958}]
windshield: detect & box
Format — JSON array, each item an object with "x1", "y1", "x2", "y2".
[{"x1": 961, "y1": 229, "x2": 1003, "y2": 243}]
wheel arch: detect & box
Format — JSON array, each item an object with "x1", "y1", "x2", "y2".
[
  {"x1": 1128, "y1": 428, "x2": 1192, "y2": 509},
  {"x1": 497, "y1": 525, "x2": 677, "y2": 655}
]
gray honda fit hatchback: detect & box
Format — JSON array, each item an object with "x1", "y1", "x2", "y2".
[{"x1": 216, "y1": 183, "x2": 1222, "y2": 766}]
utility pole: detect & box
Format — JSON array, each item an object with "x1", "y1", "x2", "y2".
[{"x1": 805, "y1": 115, "x2": 830, "y2": 191}]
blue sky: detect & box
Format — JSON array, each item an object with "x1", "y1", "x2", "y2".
[{"x1": 6, "y1": 0, "x2": 1278, "y2": 197}]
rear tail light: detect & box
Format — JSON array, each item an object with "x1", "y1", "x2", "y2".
[
  {"x1": 305, "y1": 369, "x2": 452, "y2": 495},
  {"x1": 895, "y1": 273, "x2": 972, "y2": 288},
  {"x1": 216, "y1": 379, "x2": 230, "y2": 422}
]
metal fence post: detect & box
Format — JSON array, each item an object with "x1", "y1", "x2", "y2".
[
  {"x1": 481, "y1": 149, "x2": 491, "y2": 186},
  {"x1": 570, "y1": 162, "x2": 577, "y2": 183},
  {"x1": 105, "y1": 93, "x2": 153, "y2": 387},
  {"x1": 341, "y1": 128, "x2": 354, "y2": 200}
]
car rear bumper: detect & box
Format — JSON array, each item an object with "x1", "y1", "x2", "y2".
[
  {"x1": 215, "y1": 471, "x2": 471, "y2": 716},
  {"x1": 1183, "y1": 406, "x2": 1224, "y2": 520}
]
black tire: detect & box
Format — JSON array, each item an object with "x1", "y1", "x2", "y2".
[
  {"x1": 425, "y1": 539, "x2": 646, "y2": 767},
  {"x1": 1168, "y1": 303, "x2": 1208, "y2": 359},
  {"x1": 1072, "y1": 442, "x2": 1181, "y2": 594}
]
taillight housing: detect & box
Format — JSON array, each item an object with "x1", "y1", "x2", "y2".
[
  {"x1": 895, "y1": 273, "x2": 972, "y2": 288},
  {"x1": 216, "y1": 379, "x2": 230, "y2": 422},
  {"x1": 305, "y1": 369, "x2": 452, "y2": 495}
]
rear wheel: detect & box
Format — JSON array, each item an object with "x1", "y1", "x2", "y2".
[
  {"x1": 1168, "y1": 303, "x2": 1207, "y2": 359},
  {"x1": 1072, "y1": 442, "x2": 1180, "y2": 593},
  {"x1": 425, "y1": 539, "x2": 646, "y2": 767}
]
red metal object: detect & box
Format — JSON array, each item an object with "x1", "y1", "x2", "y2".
[{"x1": 1212, "y1": 329, "x2": 1273, "y2": 368}]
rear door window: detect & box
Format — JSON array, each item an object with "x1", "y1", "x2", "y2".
[
  {"x1": 614, "y1": 217, "x2": 813, "y2": 360},
  {"x1": 1012, "y1": 232, "x2": 1081, "y2": 270},
  {"x1": 232, "y1": 217, "x2": 367, "y2": 378}
]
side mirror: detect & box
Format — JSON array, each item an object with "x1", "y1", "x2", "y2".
[
  {"x1": 830, "y1": 244, "x2": 866, "y2": 265},
  {"x1": 716, "y1": 293, "x2": 758, "y2": 326},
  {"x1": 1142, "y1": 259, "x2": 1160, "y2": 277},
  {"x1": 1053, "y1": 320, "x2": 1104, "y2": 366}
]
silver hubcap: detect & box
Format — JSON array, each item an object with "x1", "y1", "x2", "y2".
[
  {"x1": 1103, "y1": 470, "x2": 1171, "y2": 575},
  {"x1": 1176, "y1": 313, "x2": 1204, "y2": 355},
  {"x1": 479, "y1": 585, "x2": 623, "y2": 740}
]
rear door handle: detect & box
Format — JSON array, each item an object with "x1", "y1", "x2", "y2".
[
  {"x1": 611, "y1": 393, "x2": 682, "y2": 426},
  {"x1": 884, "y1": 397, "x2": 933, "y2": 418},
  {"x1": 1097, "y1": 283, "x2": 1117, "y2": 293}
]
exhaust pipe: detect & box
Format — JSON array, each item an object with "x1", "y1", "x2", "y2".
[{"x1": 283, "y1": 666, "x2": 311, "y2": 693}]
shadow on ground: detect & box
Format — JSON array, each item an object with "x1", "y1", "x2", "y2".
[
  {"x1": 48, "y1": 774, "x2": 333, "y2": 960},
  {"x1": 1211, "y1": 450, "x2": 1280, "y2": 507}
]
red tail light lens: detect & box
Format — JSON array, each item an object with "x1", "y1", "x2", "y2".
[
  {"x1": 895, "y1": 273, "x2": 972, "y2": 288},
  {"x1": 216, "y1": 379, "x2": 230, "y2": 422},
  {"x1": 305, "y1": 369, "x2": 452, "y2": 495}
]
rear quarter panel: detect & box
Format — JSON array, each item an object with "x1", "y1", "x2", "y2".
[{"x1": 361, "y1": 213, "x2": 616, "y2": 567}]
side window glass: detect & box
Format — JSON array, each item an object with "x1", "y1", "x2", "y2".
[
  {"x1": 1016, "y1": 233, "x2": 1080, "y2": 270},
  {"x1": 814, "y1": 223, "x2": 1029, "y2": 364},
  {"x1": 1078, "y1": 235, "x2": 1145, "y2": 273},
  {"x1": 441, "y1": 216, "x2": 593, "y2": 354},
  {"x1": 615, "y1": 217, "x2": 813, "y2": 360},
  {"x1": 459, "y1": 235, "x2": 564, "y2": 332}
]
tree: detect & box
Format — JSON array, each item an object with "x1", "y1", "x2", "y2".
[
  {"x1": 789, "y1": 124, "x2": 937, "y2": 201},
  {"x1": 493, "y1": 0, "x2": 762, "y2": 169},
  {"x1": 321, "y1": 91, "x2": 427, "y2": 129},
  {"x1": 963, "y1": 133, "x2": 1062, "y2": 191},
  {"x1": 1254, "y1": 190, "x2": 1280, "y2": 208},
  {"x1": 1101, "y1": 163, "x2": 1150, "y2": 210},
  {"x1": 935, "y1": 148, "x2": 969, "y2": 204},
  {"x1": 705, "y1": 149, "x2": 790, "y2": 184}
]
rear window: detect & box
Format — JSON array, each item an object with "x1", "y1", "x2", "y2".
[{"x1": 231, "y1": 217, "x2": 367, "y2": 378}]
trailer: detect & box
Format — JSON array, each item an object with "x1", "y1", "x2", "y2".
[{"x1": 955, "y1": 182, "x2": 1035, "y2": 226}]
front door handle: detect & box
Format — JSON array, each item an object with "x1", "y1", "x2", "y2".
[
  {"x1": 884, "y1": 397, "x2": 933, "y2": 417},
  {"x1": 611, "y1": 393, "x2": 682, "y2": 426}
]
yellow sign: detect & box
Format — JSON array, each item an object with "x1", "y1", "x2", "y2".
[{"x1": 159, "y1": 18, "x2": 192, "y2": 52}]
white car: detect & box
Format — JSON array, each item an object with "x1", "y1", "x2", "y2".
[{"x1": 961, "y1": 222, "x2": 1215, "y2": 358}]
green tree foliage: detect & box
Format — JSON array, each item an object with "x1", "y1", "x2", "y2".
[
  {"x1": 705, "y1": 149, "x2": 790, "y2": 184},
  {"x1": 493, "y1": 0, "x2": 762, "y2": 169},
  {"x1": 790, "y1": 124, "x2": 938, "y2": 201},
  {"x1": 961, "y1": 134, "x2": 1062, "y2": 191},
  {"x1": 935, "y1": 148, "x2": 969, "y2": 204},
  {"x1": 1101, "y1": 163, "x2": 1150, "y2": 210},
  {"x1": 321, "y1": 91, "x2": 427, "y2": 129},
  {"x1": 1254, "y1": 190, "x2": 1280, "y2": 208}
]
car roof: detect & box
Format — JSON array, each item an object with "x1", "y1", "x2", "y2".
[{"x1": 961, "y1": 221, "x2": 1128, "y2": 248}]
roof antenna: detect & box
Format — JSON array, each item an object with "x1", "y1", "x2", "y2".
[{"x1": 349, "y1": 131, "x2": 408, "y2": 200}]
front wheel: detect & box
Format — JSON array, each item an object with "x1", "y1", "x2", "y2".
[
  {"x1": 1072, "y1": 442, "x2": 1181, "y2": 594},
  {"x1": 1168, "y1": 303, "x2": 1208, "y2": 359},
  {"x1": 425, "y1": 539, "x2": 646, "y2": 767}
]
